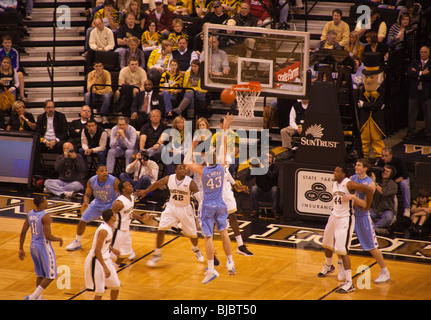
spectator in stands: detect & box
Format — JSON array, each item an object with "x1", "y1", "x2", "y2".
[
  {"x1": 202, "y1": 1, "x2": 230, "y2": 24},
  {"x1": 121, "y1": 0, "x2": 147, "y2": 28},
  {"x1": 233, "y1": 1, "x2": 258, "y2": 27},
  {"x1": 36, "y1": 100, "x2": 69, "y2": 154},
  {"x1": 160, "y1": 59, "x2": 184, "y2": 118},
  {"x1": 0, "y1": 0, "x2": 17, "y2": 12},
  {"x1": 0, "y1": 56, "x2": 18, "y2": 107},
  {"x1": 120, "y1": 36, "x2": 146, "y2": 69},
  {"x1": 141, "y1": 20, "x2": 163, "y2": 54},
  {"x1": 167, "y1": 0, "x2": 193, "y2": 16},
  {"x1": 172, "y1": 59, "x2": 206, "y2": 119},
  {"x1": 172, "y1": 37, "x2": 199, "y2": 74},
  {"x1": 167, "y1": 18, "x2": 189, "y2": 50},
  {"x1": 145, "y1": 0, "x2": 173, "y2": 38},
  {"x1": 279, "y1": 99, "x2": 309, "y2": 158},
  {"x1": 115, "y1": 57, "x2": 147, "y2": 113},
  {"x1": 162, "y1": 115, "x2": 191, "y2": 175},
  {"x1": 244, "y1": 0, "x2": 271, "y2": 27},
  {"x1": 6, "y1": 100, "x2": 36, "y2": 131},
  {"x1": 0, "y1": 35, "x2": 26, "y2": 102},
  {"x1": 130, "y1": 79, "x2": 165, "y2": 130},
  {"x1": 139, "y1": 108, "x2": 168, "y2": 160},
  {"x1": 370, "y1": 164, "x2": 398, "y2": 235},
  {"x1": 24, "y1": 0, "x2": 33, "y2": 20},
  {"x1": 316, "y1": 30, "x2": 343, "y2": 50},
  {"x1": 68, "y1": 105, "x2": 92, "y2": 152},
  {"x1": 119, "y1": 150, "x2": 159, "y2": 191},
  {"x1": 364, "y1": 31, "x2": 389, "y2": 62},
  {"x1": 92, "y1": 0, "x2": 121, "y2": 30},
  {"x1": 44, "y1": 142, "x2": 87, "y2": 198},
  {"x1": 398, "y1": 0, "x2": 422, "y2": 26},
  {"x1": 344, "y1": 31, "x2": 364, "y2": 61},
  {"x1": 199, "y1": 35, "x2": 230, "y2": 76},
  {"x1": 87, "y1": 18, "x2": 116, "y2": 69},
  {"x1": 408, "y1": 188, "x2": 431, "y2": 236},
  {"x1": 84, "y1": 60, "x2": 113, "y2": 124},
  {"x1": 116, "y1": 13, "x2": 144, "y2": 55},
  {"x1": 245, "y1": 150, "x2": 281, "y2": 219},
  {"x1": 147, "y1": 39, "x2": 174, "y2": 86},
  {"x1": 106, "y1": 116, "x2": 138, "y2": 174},
  {"x1": 195, "y1": 0, "x2": 215, "y2": 17},
  {"x1": 387, "y1": 13, "x2": 413, "y2": 50},
  {"x1": 376, "y1": 147, "x2": 411, "y2": 217},
  {"x1": 354, "y1": 6, "x2": 387, "y2": 44},
  {"x1": 405, "y1": 45, "x2": 431, "y2": 142},
  {"x1": 79, "y1": 118, "x2": 108, "y2": 169},
  {"x1": 320, "y1": 8, "x2": 350, "y2": 48},
  {"x1": 351, "y1": 55, "x2": 365, "y2": 89}
]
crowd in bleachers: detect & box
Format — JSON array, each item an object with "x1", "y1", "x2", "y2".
[{"x1": 0, "y1": 0, "x2": 430, "y2": 236}]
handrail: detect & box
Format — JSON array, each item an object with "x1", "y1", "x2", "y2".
[{"x1": 46, "y1": 52, "x2": 54, "y2": 100}]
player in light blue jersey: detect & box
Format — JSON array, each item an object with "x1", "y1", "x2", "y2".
[
  {"x1": 185, "y1": 113, "x2": 235, "y2": 284},
  {"x1": 19, "y1": 195, "x2": 63, "y2": 300},
  {"x1": 350, "y1": 158, "x2": 390, "y2": 284},
  {"x1": 66, "y1": 164, "x2": 120, "y2": 251}
]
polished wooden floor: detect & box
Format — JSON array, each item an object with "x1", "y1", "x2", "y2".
[{"x1": 1, "y1": 216, "x2": 431, "y2": 301}]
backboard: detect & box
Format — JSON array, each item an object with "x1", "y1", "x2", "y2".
[{"x1": 201, "y1": 23, "x2": 310, "y2": 98}]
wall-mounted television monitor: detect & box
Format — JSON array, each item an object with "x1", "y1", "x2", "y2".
[{"x1": 0, "y1": 131, "x2": 37, "y2": 186}]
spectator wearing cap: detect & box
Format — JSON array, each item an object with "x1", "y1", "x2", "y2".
[
  {"x1": 145, "y1": 0, "x2": 173, "y2": 38},
  {"x1": 202, "y1": 1, "x2": 230, "y2": 24}
]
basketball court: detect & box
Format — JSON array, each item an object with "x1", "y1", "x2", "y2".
[
  {"x1": 1, "y1": 23, "x2": 430, "y2": 306},
  {"x1": 0, "y1": 193, "x2": 430, "y2": 303}
]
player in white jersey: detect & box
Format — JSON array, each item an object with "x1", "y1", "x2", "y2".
[
  {"x1": 84, "y1": 209, "x2": 121, "y2": 300},
  {"x1": 19, "y1": 195, "x2": 63, "y2": 300},
  {"x1": 111, "y1": 181, "x2": 149, "y2": 264},
  {"x1": 319, "y1": 166, "x2": 373, "y2": 294},
  {"x1": 136, "y1": 163, "x2": 205, "y2": 267}
]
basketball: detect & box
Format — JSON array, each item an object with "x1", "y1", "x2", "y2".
[{"x1": 220, "y1": 88, "x2": 236, "y2": 105}]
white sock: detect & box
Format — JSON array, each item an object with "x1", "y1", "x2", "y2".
[
  {"x1": 235, "y1": 235, "x2": 244, "y2": 246},
  {"x1": 32, "y1": 285, "x2": 44, "y2": 299},
  {"x1": 192, "y1": 245, "x2": 199, "y2": 251},
  {"x1": 345, "y1": 269, "x2": 352, "y2": 283},
  {"x1": 75, "y1": 235, "x2": 82, "y2": 242},
  {"x1": 226, "y1": 255, "x2": 233, "y2": 263},
  {"x1": 154, "y1": 248, "x2": 161, "y2": 256},
  {"x1": 325, "y1": 257, "x2": 333, "y2": 266},
  {"x1": 207, "y1": 259, "x2": 214, "y2": 270}
]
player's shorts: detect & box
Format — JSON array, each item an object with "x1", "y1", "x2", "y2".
[
  {"x1": 30, "y1": 241, "x2": 58, "y2": 279},
  {"x1": 223, "y1": 192, "x2": 237, "y2": 214},
  {"x1": 159, "y1": 202, "x2": 198, "y2": 238},
  {"x1": 198, "y1": 201, "x2": 228, "y2": 237},
  {"x1": 84, "y1": 253, "x2": 121, "y2": 296},
  {"x1": 354, "y1": 213, "x2": 379, "y2": 251},
  {"x1": 81, "y1": 200, "x2": 114, "y2": 223},
  {"x1": 322, "y1": 214, "x2": 355, "y2": 256},
  {"x1": 112, "y1": 229, "x2": 133, "y2": 257}
]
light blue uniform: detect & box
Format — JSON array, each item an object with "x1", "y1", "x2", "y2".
[
  {"x1": 350, "y1": 174, "x2": 379, "y2": 251},
  {"x1": 81, "y1": 174, "x2": 118, "y2": 222},
  {"x1": 199, "y1": 164, "x2": 228, "y2": 237},
  {"x1": 28, "y1": 209, "x2": 58, "y2": 279}
]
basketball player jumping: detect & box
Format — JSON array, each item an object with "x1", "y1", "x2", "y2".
[
  {"x1": 319, "y1": 166, "x2": 373, "y2": 293},
  {"x1": 185, "y1": 113, "x2": 236, "y2": 284}
]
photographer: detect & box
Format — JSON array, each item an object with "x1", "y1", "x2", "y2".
[
  {"x1": 119, "y1": 150, "x2": 159, "y2": 191},
  {"x1": 44, "y1": 142, "x2": 87, "y2": 197},
  {"x1": 370, "y1": 164, "x2": 398, "y2": 235},
  {"x1": 245, "y1": 150, "x2": 281, "y2": 219}
]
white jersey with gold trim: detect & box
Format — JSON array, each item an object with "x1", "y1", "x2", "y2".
[
  {"x1": 331, "y1": 177, "x2": 353, "y2": 218},
  {"x1": 167, "y1": 175, "x2": 192, "y2": 207}
]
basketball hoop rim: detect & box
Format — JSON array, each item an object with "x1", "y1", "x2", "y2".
[{"x1": 231, "y1": 81, "x2": 261, "y2": 93}]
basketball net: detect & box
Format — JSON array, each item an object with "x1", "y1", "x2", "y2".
[{"x1": 232, "y1": 81, "x2": 261, "y2": 119}]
